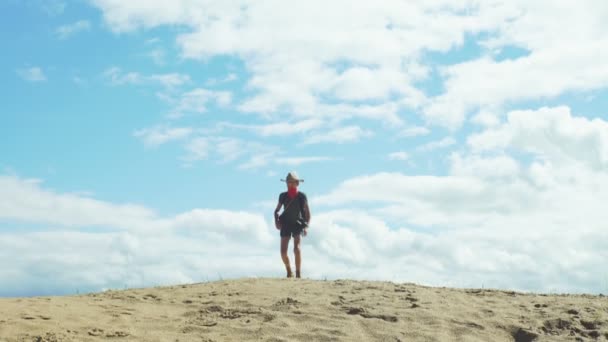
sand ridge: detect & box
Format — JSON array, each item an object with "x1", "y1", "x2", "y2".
[{"x1": 0, "y1": 278, "x2": 606, "y2": 341}]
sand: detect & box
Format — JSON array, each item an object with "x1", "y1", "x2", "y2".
[{"x1": 0, "y1": 277, "x2": 606, "y2": 341}]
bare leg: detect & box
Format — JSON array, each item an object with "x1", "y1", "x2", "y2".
[
  {"x1": 280, "y1": 236, "x2": 292, "y2": 277},
  {"x1": 293, "y1": 235, "x2": 302, "y2": 278}
]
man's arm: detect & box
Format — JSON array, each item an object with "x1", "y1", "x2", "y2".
[
  {"x1": 274, "y1": 200, "x2": 282, "y2": 229},
  {"x1": 303, "y1": 200, "x2": 311, "y2": 226}
]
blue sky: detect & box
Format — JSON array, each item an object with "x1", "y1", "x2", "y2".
[{"x1": 2, "y1": 1, "x2": 608, "y2": 297}]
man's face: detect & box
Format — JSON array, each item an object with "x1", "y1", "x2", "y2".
[{"x1": 287, "y1": 180, "x2": 298, "y2": 189}]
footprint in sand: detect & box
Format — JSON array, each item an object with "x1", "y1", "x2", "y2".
[
  {"x1": 481, "y1": 309, "x2": 494, "y2": 316},
  {"x1": 580, "y1": 319, "x2": 601, "y2": 330},
  {"x1": 510, "y1": 327, "x2": 538, "y2": 342},
  {"x1": 142, "y1": 294, "x2": 161, "y2": 301},
  {"x1": 331, "y1": 295, "x2": 368, "y2": 309},
  {"x1": 29, "y1": 332, "x2": 63, "y2": 342},
  {"x1": 88, "y1": 328, "x2": 104, "y2": 336},
  {"x1": 345, "y1": 307, "x2": 398, "y2": 322},
  {"x1": 220, "y1": 310, "x2": 242, "y2": 319},
  {"x1": 450, "y1": 319, "x2": 485, "y2": 330},
  {"x1": 105, "y1": 331, "x2": 130, "y2": 338},
  {"x1": 272, "y1": 297, "x2": 301, "y2": 311},
  {"x1": 404, "y1": 295, "x2": 418, "y2": 303},
  {"x1": 541, "y1": 318, "x2": 571, "y2": 333}
]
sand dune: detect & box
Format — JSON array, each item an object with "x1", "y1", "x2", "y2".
[{"x1": 0, "y1": 278, "x2": 606, "y2": 341}]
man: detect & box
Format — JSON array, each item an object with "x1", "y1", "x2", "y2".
[{"x1": 274, "y1": 171, "x2": 311, "y2": 278}]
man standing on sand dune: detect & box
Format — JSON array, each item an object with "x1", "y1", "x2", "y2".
[{"x1": 274, "y1": 171, "x2": 311, "y2": 279}]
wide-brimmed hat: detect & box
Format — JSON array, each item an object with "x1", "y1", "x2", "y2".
[{"x1": 281, "y1": 171, "x2": 304, "y2": 183}]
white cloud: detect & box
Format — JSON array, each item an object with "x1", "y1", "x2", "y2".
[
  {"x1": 303, "y1": 126, "x2": 373, "y2": 145},
  {"x1": 422, "y1": 1, "x2": 608, "y2": 128},
  {"x1": 167, "y1": 88, "x2": 232, "y2": 118},
  {"x1": 468, "y1": 106, "x2": 608, "y2": 170},
  {"x1": 471, "y1": 108, "x2": 501, "y2": 127},
  {"x1": 0, "y1": 175, "x2": 158, "y2": 232},
  {"x1": 182, "y1": 137, "x2": 210, "y2": 162},
  {"x1": 91, "y1": 1, "x2": 608, "y2": 132},
  {"x1": 226, "y1": 119, "x2": 324, "y2": 137},
  {"x1": 39, "y1": 0, "x2": 66, "y2": 16},
  {"x1": 449, "y1": 153, "x2": 520, "y2": 179},
  {"x1": 89, "y1": 0, "x2": 500, "y2": 127},
  {"x1": 417, "y1": 137, "x2": 456, "y2": 151},
  {"x1": 398, "y1": 126, "x2": 430, "y2": 138},
  {"x1": 16, "y1": 67, "x2": 46, "y2": 82},
  {"x1": 205, "y1": 73, "x2": 238, "y2": 86},
  {"x1": 3, "y1": 104, "x2": 608, "y2": 295},
  {"x1": 237, "y1": 152, "x2": 278, "y2": 170},
  {"x1": 388, "y1": 152, "x2": 409, "y2": 161},
  {"x1": 274, "y1": 156, "x2": 334, "y2": 166},
  {"x1": 176, "y1": 136, "x2": 333, "y2": 169},
  {"x1": 179, "y1": 136, "x2": 278, "y2": 169},
  {"x1": 307, "y1": 106, "x2": 608, "y2": 293},
  {"x1": 0, "y1": 173, "x2": 276, "y2": 296},
  {"x1": 72, "y1": 76, "x2": 87, "y2": 86},
  {"x1": 56, "y1": 20, "x2": 91, "y2": 39},
  {"x1": 133, "y1": 125, "x2": 193, "y2": 147},
  {"x1": 16, "y1": 1, "x2": 604, "y2": 295},
  {"x1": 145, "y1": 37, "x2": 161, "y2": 44},
  {"x1": 148, "y1": 73, "x2": 191, "y2": 88},
  {"x1": 147, "y1": 48, "x2": 166, "y2": 65},
  {"x1": 103, "y1": 67, "x2": 143, "y2": 85},
  {"x1": 103, "y1": 67, "x2": 191, "y2": 88}
]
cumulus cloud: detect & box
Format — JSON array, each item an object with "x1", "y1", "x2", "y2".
[
  {"x1": 417, "y1": 137, "x2": 456, "y2": 151},
  {"x1": 6, "y1": 1, "x2": 606, "y2": 296},
  {"x1": 133, "y1": 125, "x2": 193, "y2": 147},
  {"x1": 166, "y1": 88, "x2": 231, "y2": 118},
  {"x1": 91, "y1": 1, "x2": 608, "y2": 131},
  {"x1": 89, "y1": 0, "x2": 495, "y2": 127},
  {"x1": 468, "y1": 106, "x2": 608, "y2": 170},
  {"x1": 226, "y1": 119, "x2": 324, "y2": 137},
  {"x1": 0, "y1": 173, "x2": 275, "y2": 296},
  {"x1": 3, "y1": 105, "x2": 608, "y2": 295},
  {"x1": 397, "y1": 126, "x2": 430, "y2": 138},
  {"x1": 176, "y1": 136, "x2": 333, "y2": 169},
  {"x1": 0, "y1": 175, "x2": 161, "y2": 232},
  {"x1": 274, "y1": 156, "x2": 334, "y2": 166},
  {"x1": 388, "y1": 152, "x2": 409, "y2": 161},
  {"x1": 423, "y1": 1, "x2": 608, "y2": 128},
  {"x1": 56, "y1": 20, "x2": 91, "y2": 39},
  {"x1": 38, "y1": 0, "x2": 66, "y2": 16},
  {"x1": 103, "y1": 67, "x2": 191, "y2": 88},
  {"x1": 16, "y1": 67, "x2": 47, "y2": 82},
  {"x1": 309, "y1": 106, "x2": 608, "y2": 293},
  {"x1": 303, "y1": 126, "x2": 373, "y2": 145}
]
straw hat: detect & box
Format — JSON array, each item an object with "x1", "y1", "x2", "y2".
[{"x1": 281, "y1": 171, "x2": 304, "y2": 183}]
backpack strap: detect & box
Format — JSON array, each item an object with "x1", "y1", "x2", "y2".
[{"x1": 297, "y1": 192, "x2": 306, "y2": 220}]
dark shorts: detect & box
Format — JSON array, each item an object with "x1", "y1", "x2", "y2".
[{"x1": 280, "y1": 225, "x2": 303, "y2": 238}]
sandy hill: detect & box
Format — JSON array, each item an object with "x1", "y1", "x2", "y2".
[{"x1": 0, "y1": 278, "x2": 606, "y2": 341}]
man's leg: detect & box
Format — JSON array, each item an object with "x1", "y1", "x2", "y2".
[
  {"x1": 280, "y1": 236, "x2": 292, "y2": 277},
  {"x1": 293, "y1": 234, "x2": 302, "y2": 278}
]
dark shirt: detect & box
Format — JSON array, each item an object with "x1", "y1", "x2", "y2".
[{"x1": 278, "y1": 191, "x2": 307, "y2": 226}]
